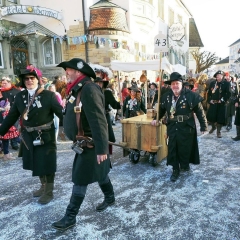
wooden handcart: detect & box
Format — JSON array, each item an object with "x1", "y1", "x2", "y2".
[{"x1": 120, "y1": 114, "x2": 168, "y2": 165}]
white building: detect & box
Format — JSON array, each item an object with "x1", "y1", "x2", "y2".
[
  {"x1": 214, "y1": 57, "x2": 230, "y2": 74},
  {"x1": 0, "y1": 0, "x2": 199, "y2": 81},
  {"x1": 0, "y1": 0, "x2": 85, "y2": 79},
  {"x1": 229, "y1": 39, "x2": 240, "y2": 76},
  {"x1": 188, "y1": 18, "x2": 204, "y2": 76}
]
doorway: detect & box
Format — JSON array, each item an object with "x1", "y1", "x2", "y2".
[{"x1": 11, "y1": 38, "x2": 29, "y2": 76}]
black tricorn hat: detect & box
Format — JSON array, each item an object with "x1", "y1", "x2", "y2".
[
  {"x1": 183, "y1": 81, "x2": 194, "y2": 90},
  {"x1": 57, "y1": 58, "x2": 96, "y2": 79},
  {"x1": 94, "y1": 77, "x2": 109, "y2": 88},
  {"x1": 128, "y1": 86, "x2": 140, "y2": 92},
  {"x1": 18, "y1": 69, "x2": 40, "y2": 88},
  {"x1": 164, "y1": 72, "x2": 183, "y2": 85},
  {"x1": 213, "y1": 70, "x2": 224, "y2": 78}
]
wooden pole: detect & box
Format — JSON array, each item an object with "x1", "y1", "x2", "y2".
[
  {"x1": 156, "y1": 52, "x2": 162, "y2": 122},
  {"x1": 117, "y1": 71, "x2": 123, "y2": 118}
]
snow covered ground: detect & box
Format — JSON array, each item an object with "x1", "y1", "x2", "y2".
[{"x1": 0, "y1": 122, "x2": 240, "y2": 240}]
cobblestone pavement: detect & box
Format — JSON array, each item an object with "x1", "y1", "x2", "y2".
[{"x1": 0, "y1": 121, "x2": 240, "y2": 240}]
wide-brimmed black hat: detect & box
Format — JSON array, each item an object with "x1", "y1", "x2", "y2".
[
  {"x1": 164, "y1": 72, "x2": 183, "y2": 85},
  {"x1": 213, "y1": 70, "x2": 224, "y2": 78},
  {"x1": 149, "y1": 82, "x2": 158, "y2": 88},
  {"x1": 128, "y1": 86, "x2": 140, "y2": 92},
  {"x1": 183, "y1": 81, "x2": 194, "y2": 90},
  {"x1": 57, "y1": 58, "x2": 96, "y2": 79},
  {"x1": 18, "y1": 69, "x2": 40, "y2": 88},
  {"x1": 94, "y1": 77, "x2": 109, "y2": 88}
]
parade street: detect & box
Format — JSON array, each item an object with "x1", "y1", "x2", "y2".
[{"x1": 0, "y1": 122, "x2": 240, "y2": 240}]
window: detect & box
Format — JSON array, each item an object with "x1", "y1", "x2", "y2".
[
  {"x1": 7, "y1": 0, "x2": 17, "y2": 3},
  {"x1": 42, "y1": 39, "x2": 61, "y2": 66},
  {"x1": 168, "y1": 7, "x2": 174, "y2": 26},
  {"x1": 0, "y1": 43, "x2": 4, "y2": 68},
  {"x1": 158, "y1": 0, "x2": 164, "y2": 20},
  {"x1": 143, "y1": 0, "x2": 153, "y2": 4},
  {"x1": 178, "y1": 15, "x2": 182, "y2": 24}
]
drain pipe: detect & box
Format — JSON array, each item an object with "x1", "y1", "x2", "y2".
[{"x1": 82, "y1": 0, "x2": 89, "y2": 63}]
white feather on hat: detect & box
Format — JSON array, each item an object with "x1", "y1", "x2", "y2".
[{"x1": 89, "y1": 63, "x2": 113, "y2": 79}]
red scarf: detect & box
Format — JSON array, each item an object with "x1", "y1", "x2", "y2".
[
  {"x1": 66, "y1": 75, "x2": 86, "y2": 95},
  {"x1": 1, "y1": 85, "x2": 17, "y2": 92}
]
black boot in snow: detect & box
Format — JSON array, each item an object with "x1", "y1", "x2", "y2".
[
  {"x1": 96, "y1": 180, "x2": 115, "y2": 212},
  {"x1": 52, "y1": 195, "x2": 84, "y2": 231},
  {"x1": 170, "y1": 169, "x2": 180, "y2": 182},
  {"x1": 232, "y1": 126, "x2": 240, "y2": 141}
]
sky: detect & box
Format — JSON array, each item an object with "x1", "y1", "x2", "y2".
[{"x1": 183, "y1": 0, "x2": 239, "y2": 59}]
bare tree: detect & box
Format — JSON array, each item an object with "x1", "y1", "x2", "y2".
[{"x1": 191, "y1": 49, "x2": 218, "y2": 73}]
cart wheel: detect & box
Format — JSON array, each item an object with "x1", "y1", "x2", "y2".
[
  {"x1": 129, "y1": 151, "x2": 140, "y2": 164},
  {"x1": 149, "y1": 153, "x2": 158, "y2": 167}
]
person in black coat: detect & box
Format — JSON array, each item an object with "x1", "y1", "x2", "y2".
[
  {"x1": 225, "y1": 75, "x2": 238, "y2": 131},
  {"x1": 94, "y1": 77, "x2": 121, "y2": 154},
  {"x1": 52, "y1": 58, "x2": 115, "y2": 231},
  {"x1": 151, "y1": 72, "x2": 207, "y2": 182},
  {"x1": 207, "y1": 70, "x2": 231, "y2": 138},
  {"x1": 0, "y1": 77, "x2": 21, "y2": 150},
  {"x1": 232, "y1": 88, "x2": 240, "y2": 141},
  {"x1": 123, "y1": 86, "x2": 146, "y2": 118},
  {"x1": 0, "y1": 69, "x2": 63, "y2": 204}
]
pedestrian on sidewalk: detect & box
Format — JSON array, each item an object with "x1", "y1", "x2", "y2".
[
  {"x1": 0, "y1": 69, "x2": 63, "y2": 204},
  {"x1": 151, "y1": 72, "x2": 207, "y2": 182},
  {"x1": 207, "y1": 70, "x2": 231, "y2": 138},
  {"x1": 52, "y1": 58, "x2": 115, "y2": 231}
]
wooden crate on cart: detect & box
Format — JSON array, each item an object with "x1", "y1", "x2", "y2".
[{"x1": 120, "y1": 114, "x2": 168, "y2": 162}]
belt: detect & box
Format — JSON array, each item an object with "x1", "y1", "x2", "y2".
[
  {"x1": 24, "y1": 121, "x2": 53, "y2": 132},
  {"x1": 169, "y1": 113, "x2": 193, "y2": 122}
]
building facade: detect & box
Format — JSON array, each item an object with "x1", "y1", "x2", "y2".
[
  {"x1": 0, "y1": 0, "x2": 81, "y2": 80},
  {"x1": 188, "y1": 18, "x2": 204, "y2": 76},
  {"x1": 0, "y1": 0, "x2": 195, "y2": 82},
  {"x1": 229, "y1": 39, "x2": 240, "y2": 76}
]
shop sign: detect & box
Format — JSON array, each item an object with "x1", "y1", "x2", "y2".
[
  {"x1": 169, "y1": 23, "x2": 185, "y2": 41},
  {"x1": 0, "y1": 5, "x2": 62, "y2": 20},
  {"x1": 154, "y1": 32, "x2": 169, "y2": 53}
]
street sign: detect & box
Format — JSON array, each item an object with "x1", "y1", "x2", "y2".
[
  {"x1": 154, "y1": 32, "x2": 169, "y2": 53},
  {"x1": 169, "y1": 22, "x2": 185, "y2": 41}
]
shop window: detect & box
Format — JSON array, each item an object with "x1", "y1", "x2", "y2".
[
  {"x1": 42, "y1": 39, "x2": 61, "y2": 66},
  {"x1": 0, "y1": 43, "x2": 4, "y2": 68}
]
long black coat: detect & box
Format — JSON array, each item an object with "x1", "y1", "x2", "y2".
[
  {"x1": 63, "y1": 77, "x2": 110, "y2": 185},
  {"x1": 207, "y1": 80, "x2": 231, "y2": 124},
  {"x1": 234, "y1": 94, "x2": 240, "y2": 126},
  {"x1": 225, "y1": 82, "x2": 238, "y2": 119},
  {"x1": 159, "y1": 88, "x2": 207, "y2": 167},
  {"x1": 104, "y1": 89, "x2": 121, "y2": 142},
  {"x1": 0, "y1": 88, "x2": 63, "y2": 176}
]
